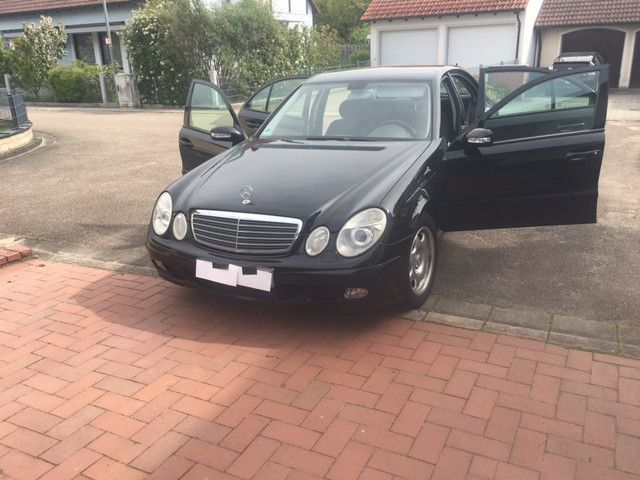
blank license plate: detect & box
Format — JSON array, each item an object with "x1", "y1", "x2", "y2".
[{"x1": 195, "y1": 259, "x2": 273, "y2": 292}]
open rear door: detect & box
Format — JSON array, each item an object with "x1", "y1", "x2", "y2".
[{"x1": 441, "y1": 65, "x2": 609, "y2": 231}]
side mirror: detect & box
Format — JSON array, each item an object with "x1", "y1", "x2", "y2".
[
  {"x1": 466, "y1": 128, "x2": 493, "y2": 147},
  {"x1": 211, "y1": 126, "x2": 244, "y2": 145}
]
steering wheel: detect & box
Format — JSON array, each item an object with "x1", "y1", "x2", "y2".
[{"x1": 368, "y1": 120, "x2": 417, "y2": 139}]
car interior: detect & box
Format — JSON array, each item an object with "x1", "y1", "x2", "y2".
[{"x1": 325, "y1": 97, "x2": 427, "y2": 139}]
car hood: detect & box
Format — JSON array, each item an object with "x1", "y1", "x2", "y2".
[{"x1": 183, "y1": 139, "x2": 431, "y2": 229}]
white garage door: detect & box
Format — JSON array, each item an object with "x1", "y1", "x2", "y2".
[
  {"x1": 447, "y1": 24, "x2": 517, "y2": 69},
  {"x1": 380, "y1": 29, "x2": 438, "y2": 66}
]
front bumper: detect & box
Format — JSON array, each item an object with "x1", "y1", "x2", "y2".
[{"x1": 146, "y1": 237, "x2": 406, "y2": 306}]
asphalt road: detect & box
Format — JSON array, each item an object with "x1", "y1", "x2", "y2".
[{"x1": 1, "y1": 107, "x2": 638, "y2": 323}]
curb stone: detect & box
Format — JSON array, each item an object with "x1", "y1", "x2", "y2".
[
  {"x1": 0, "y1": 239, "x2": 33, "y2": 267},
  {"x1": 406, "y1": 296, "x2": 640, "y2": 359}
]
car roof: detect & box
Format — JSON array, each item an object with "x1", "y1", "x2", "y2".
[{"x1": 305, "y1": 66, "x2": 458, "y2": 84}]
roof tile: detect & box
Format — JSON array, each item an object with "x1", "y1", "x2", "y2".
[
  {"x1": 536, "y1": 0, "x2": 640, "y2": 26},
  {"x1": 362, "y1": 0, "x2": 528, "y2": 22},
  {"x1": 0, "y1": 0, "x2": 132, "y2": 17}
]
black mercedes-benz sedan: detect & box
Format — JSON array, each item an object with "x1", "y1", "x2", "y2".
[{"x1": 148, "y1": 65, "x2": 609, "y2": 308}]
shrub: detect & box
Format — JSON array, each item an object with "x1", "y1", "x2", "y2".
[
  {"x1": 123, "y1": 0, "x2": 215, "y2": 105},
  {"x1": 48, "y1": 61, "x2": 115, "y2": 103},
  {"x1": 13, "y1": 16, "x2": 67, "y2": 97},
  {"x1": 123, "y1": 0, "x2": 344, "y2": 104},
  {"x1": 349, "y1": 49, "x2": 370, "y2": 65}
]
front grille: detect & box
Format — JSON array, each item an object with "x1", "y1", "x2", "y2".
[{"x1": 191, "y1": 210, "x2": 302, "y2": 255}]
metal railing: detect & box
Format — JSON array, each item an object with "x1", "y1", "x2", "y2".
[{"x1": 0, "y1": 87, "x2": 31, "y2": 133}]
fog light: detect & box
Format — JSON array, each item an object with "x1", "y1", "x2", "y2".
[
  {"x1": 344, "y1": 288, "x2": 369, "y2": 300},
  {"x1": 172, "y1": 213, "x2": 188, "y2": 240}
]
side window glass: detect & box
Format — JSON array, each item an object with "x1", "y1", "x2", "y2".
[
  {"x1": 451, "y1": 76, "x2": 477, "y2": 128},
  {"x1": 492, "y1": 71, "x2": 599, "y2": 118},
  {"x1": 439, "y1": 80, "x2": 457, "y2": 143},
  {"x1": 189, "y1": 83, "x2": 234, "y2": 131},
  {"x1": 268, "y1": 79, "x2": 302, "y2": 113},
  {"x1": 486, "y1": 71, "x2": 600, "y2": 141},
  {"x1": 247, "y1": 86, "x2": 269, "y2": 112},
  {"x1": 484, "y1": 70, "x2": 548, "y2": 111}
]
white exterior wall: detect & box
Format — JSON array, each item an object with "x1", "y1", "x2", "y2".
[
  {"x1": 272, "y1": 0, "x2": 314, "y2": 28},
  {"x1": 369, "y1": 2, "x2": 545, "y2": 71},
  {"x1": 539, "y1": 25, "x2": 640, "y2": 88},
  {"x1": 209, "y1": 0, "x2": 313, "y2": 28}
]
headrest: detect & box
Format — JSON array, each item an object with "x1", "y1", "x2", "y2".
[{"x1": 339, "y1": 99, "x2": 368, "y2": 119}]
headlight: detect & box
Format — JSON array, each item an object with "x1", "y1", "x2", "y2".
[
  {"x1": 336, "y1": 208, "x2": 387, "y2": 257},
  {"x1": 305, "y1": 226, "x2": 330, "y2": 256},
  {"x1": 152, "y1": 192, "x2": 172, "y2": 236},
  {"x1": 172, "y1": 212, "x2": 188, "y2": 240}
]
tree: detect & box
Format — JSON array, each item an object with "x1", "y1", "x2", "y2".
[
  {"x1": 299, "y1": 25, "x2": 342, "y2": 72},
  {"x1": 123, "y1": 0, "x2": 343, "y2": 103},
  {"x1": 12, "y1": 16, "x2": 67, "y2": 97},
  {"x1": 210, "y1": 0, "x2": 341, "y2": 95},
  {"x1": 123, "y1": 0, "x2": 216, "y2": 104},
  {"x1": 315, "y1": 0, "x2": 371, "y2": 42},
  {"x1": 0, "y1": 46, "x2": 14, "y2": 78},
  {"x1": 209, "y1": 0, "x2": 294, "y2": 95}
]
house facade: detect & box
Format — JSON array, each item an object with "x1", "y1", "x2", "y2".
[
  {"x1": 208, "y1": 0, "x2": 316, "y2": 28},
  {"x1": 270, "y1": 0, "x2": 316, "y2": 28},
  {"x1": 0, "y1": 0, "x2": 141, "y2": 74},
  {"x1": 363, "y1": 0, "x2": 639, "y2": 88},
  {"x1": 362, "y1": 0, "x2": 545, "y2": 73},
  {"x1": 536, "y1": 0, "x2": 640, "y2": 88}
]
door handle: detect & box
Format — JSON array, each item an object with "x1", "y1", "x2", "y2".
[
  {"x1": 179, "y1": 137, "x2": 193, "y2": 147},
  {"x1": 565, "y1": 149, "x2": 600, "y2": 162},
  {"x1": 246, "y1": 120, "x2": 262, "y2": 128}
]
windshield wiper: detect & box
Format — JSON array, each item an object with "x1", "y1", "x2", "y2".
[
  {"x1": 270, "y1": 138, "x2": 306, "y2": 144},
  {"x1": 304, "y1": 136, "x2": 379, "y2": 142}
]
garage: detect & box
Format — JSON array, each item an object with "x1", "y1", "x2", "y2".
[
  {"x1": 536, "y1": 0, "x2": 640, "y2": 88},
  {"x1": 380, "y1": 29, "x2": 438, "y2": 65},
  {"x1": 447, "y1": 24, "x2": 518, "y2": 68},
  {"x1": 363, "y1": 0, "x2": 540, "y2": 72},
  {"x1": 561, "y1": 28, "x2": 626, "y2": 88}
]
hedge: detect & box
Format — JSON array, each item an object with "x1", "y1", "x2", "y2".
[{"x1": 48, "y1": 61, "x2": 115, "y2": 103}]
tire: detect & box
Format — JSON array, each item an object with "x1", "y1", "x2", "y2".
[{"x1": 399, "y1": 216, "x2": 439, "y2": 310}]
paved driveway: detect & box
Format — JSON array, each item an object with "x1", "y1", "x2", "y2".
[
  {"x1": 0, "y1": 259, "x2": 639, "y2": 480},
  {"x1": 0, "y1": 108, "x2": 639, "y2": 325}
]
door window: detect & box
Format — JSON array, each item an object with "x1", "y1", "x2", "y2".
[
  {"x1": 485, "y1": 70, "x2": 600, "y2": 141},
  {"x1": 189, "y1": 83, "x2": 235, "y2": 132},
  {"x1": 247, "y1": 85, "x2": 269, "y2": 112},
  {"x1": 268, "y1": 79, "x2": 302, "y2": 112},
  {"x1": 483, "y1": 70, "x2": 548, "y2": 111}
]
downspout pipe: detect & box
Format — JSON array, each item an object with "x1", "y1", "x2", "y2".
[
  {"x1": 535, "y1": 27, "x2": 542, "y2": 67},
  {"x1": 515, "y1": 11, "x2": 522, "y2": 64}
]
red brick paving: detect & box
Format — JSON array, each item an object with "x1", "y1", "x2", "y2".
[
  {"x1": 0, "y1": 259, "x2": 639, "y2": 480},
  {"x1": 0, "y1": 245, "x2": 31, "y2": 267}
]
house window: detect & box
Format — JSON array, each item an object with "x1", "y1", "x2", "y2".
[
  {"x1": 99, "y1": 32, "x2": 123, "y2": 67},
  {"x1": 73, "y1": 33, "x2": 95, "y2": 64}
]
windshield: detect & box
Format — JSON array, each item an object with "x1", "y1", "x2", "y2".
[{"x1": 259, "y1": 80, "x2": 432, "y2": 141}]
